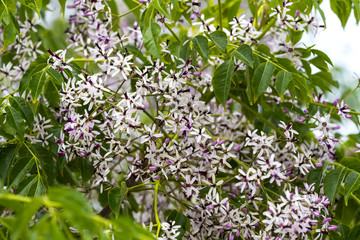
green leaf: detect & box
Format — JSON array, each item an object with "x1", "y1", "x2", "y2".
[
  {"x1": 291, "y1": 73, "x2": 312, "y2": 102},
  {"x1": 192, "y1": 35, "x2": 209, "y2": 62},
  {"x1": 111, "y1": 216, "x2": 155, "y2": 240},
  {"x1": 313, "y1": 0, "x2": 326, "y2": 26},
  {"x1": 44, "y1": 78, "x2": 60, "y2": 108},
  {"x1": 141, "y1": 5, "x2": 156, "y2": 28},
  {"x1": 309, "y1": 56, "x2": 329, "y2": 71},
  {"x1": 28, "y1": 177, "x2": 45, "y2": 197},
  {"x1": 252, "y1": 62, "x2": 274, "y2": 101},
  {"x1": 0, "y1": 145, "x2": 17, "y2": 183},
  {"x1": 108, "y1": 182, "x2": 127, "y2": 217},
  {"x1": 232, "y1": 44, "x2": 254, "y2": 67},
  {"x1": 212, "y1": 60, "x2": 235, "y2": 105},
  {"x1": 1, "y1": 15, "x2": 19, "y2": 53},
  {"x1": 3, "y1": 0, "x2": 16, "y2": 15},
  {"x1": 142, "y1": 21, "x2": 161, "y2": 58},
  {"x1": 275, "y1": 70, "x2": 291, "y2": 96},
  {"x1": 79, "y1": 158, "x2": 93, "y2": 184},
  {"x1": 312, "y1": 71, "x2": 338, "y2": 93},
  {"x1": 8, "y1": 157, "x2": 35, "y2": 188},
  {"x1": 307, "y1": 166, "x2": 324, "y2": 193},
  {"x1": 166, "y1": 210, "x2": 188, "y2": 239},
  {"x1": 33, "y1": 145, "x2": 57, "y2": 186},
  {"x1": 46, "y1": 68, "x2": 63, "y2": 85},
  {"x1": 11, "y1": 197, "x2": 42, "y2": 240},
  {"x1": 353, "y1": 0, "x2": 360, "y2": 24},
  {"x1": 123, "y1": 0, "x2": 141, "y2": 20},
  {"x1": 344, "y1": 172, "x2": 360, "y2": 205},
  {"x1": 341, "y1": 157, "x2": 360, "y2": 172},
  {"x1": 126, "y1": 45, "x2": 149, "y2": 64},
  {"x1": 5, "y1": 106, "x2": 25, "y2": 140},
  {"x1": 276, "y1": 58, "x2": 297, "y2": 73},
  {"x1": 20, "y1": 54, "x2": 48, "y2": 95},
  {"x1": 312, "y1": 49, "x2": 334, "y2": 66},
  {"x1": 180, "y1": 40, "x2": 191, "y2": 61},
  {"x1": 18, "y1": 0, "x2": 42, "y2": 15},
  {"x1": 167, "y1": 41, "x2": 181, "y2": 58},
  {"x1": 15, "y1": 175, "x2": 38, "y2": 196},
  {"x1": 9, "y1": 96, "x2": 34, "y2": 128},
  {"x1": 257, "y1": 44, "x2": 275, "y2": 59},
  {"x1": 209, "y1": 30, "x2": 228, "y2": 52},
  {"x1": 29, "y1": 70, "x2": 47, "y2": 101},
  {"x1": 348, "y1": 224, "x2": 360, "y2": 240},
  {"x1": 48, "y1": 187, "x2": 92, "y2": 215},
  {"x1": 288, "y1": 28, "x2": 304, "y2": 44},
  {"x1": 330, "y1": 0, "x2": 352, "y2": 28},
  {"x1": 151, "y1": 0, "x2": 171, "y2": 19},
  {"x1": 245, "y1": 67, "x2": 255, "y2": 104},
  {"x1": 324, "y1": 168, "x2": 346, "y2": 202}
]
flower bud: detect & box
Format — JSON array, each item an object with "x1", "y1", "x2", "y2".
[
  {"x1": 58, "y1": 151, "x2": 66, "y2": 156},
  {"x1": 228, "y1": 193, "x2": 237, "y2": 198},
  {"x1": 328, "y1": 225, "x2": 338, "y2": 231},
  {"x1": 322, "y1": 217, "x2": 332, "y2": 224},
  {"x1": 234, "y1": 145, "x2": 242, "y2": 151}
]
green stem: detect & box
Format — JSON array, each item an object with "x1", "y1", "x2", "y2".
[
  {"x1": 231, "y1": 157, "x2": 249, "y2": 170},
  {"x1": 343, "y1": 81, "x2": 360, "y2": 101},
  {"x1": 127, "y1": 182, "x2": 156, "y2": 190},
  {"x1": 218, "y1": 0, "x2": 223, "y2": 30},
  {"x1": 71, "y1": 58, "x2": 104, "y2": 63},
  {"x1": 154, "y1": 181, "x2": 161, "y2": 238},
  {"x1": 165, "y1": 23, "x2": 180, "y2": 42},
  {"x1": 117, "y1": 4, "x2": 142, "y2": 19},
  {"x1": 311, "y1": 101, "x2": 360, "y2": 115},
  {"x1": 255, "y1": 18, "x2": 276, "y2": 42}
]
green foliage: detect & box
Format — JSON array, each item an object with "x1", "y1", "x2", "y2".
[
  {"x1": 142, "y1": 20, "x2": 161, "y2": 58},
  {"x1": 208, "y1": 30, "x2": 228, "y2": 52},
  {"x1": 0, "y1": 188, "x2": 155, "y2": 239},
  {"x1": 212, "y1": 60, "x2": 235, "y2": 105},
  {"x1": 17, "y1": 0, "x2": 42, "y2": 15},
  {"x1": 108, "y1": 182, "x2": 128, "y2": 217},
  {"x1": 1, "y1": 14, "x2": 19, "y2": 53},
  {"x1": 252, "y1": 62, "x2": 275, "y2": 101},
  {"x1": 5, "y1": 107, "x2": 25, "y2": 140},
  {"x1": 275, "y1": 70, "x2": 292, "y2": 96},
  {"x1": 330, "y1": 0, "x2": 352, "y2": 28},
  {"x1": 344, "y1": 172, "x2": 360, "y2": 205},
  {"x1": 192, "y1": 35, "x2": 209, "y2": 62},
  {"x1": 324, "y1": 168, "x2": 346, "y2": 203},
  {"x1": 232, "y1": 44, "x2": 254, "y2": 68}
]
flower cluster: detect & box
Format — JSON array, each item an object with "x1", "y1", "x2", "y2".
[{"x1": 1, "y1": 0, "x2": 356, "y2": 239}]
